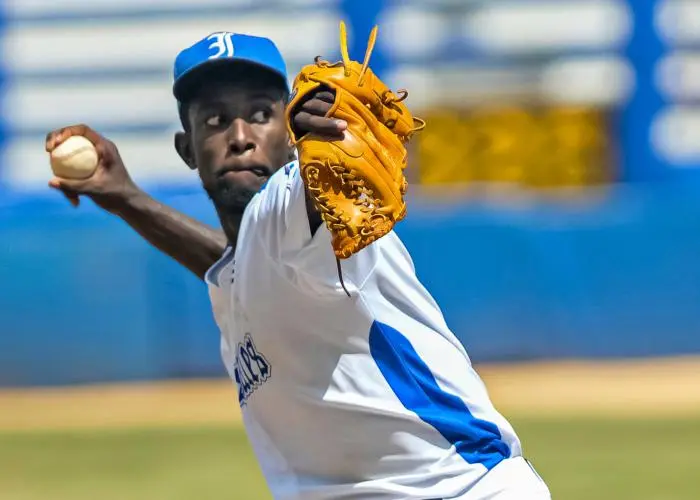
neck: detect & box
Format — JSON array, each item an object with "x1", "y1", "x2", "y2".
[{"x1": 217, "y1": 210, "x2": 244, "y2": 248}]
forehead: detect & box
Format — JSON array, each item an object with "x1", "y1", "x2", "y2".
[
  {"x1": 185, "y1": 64, "x2": 287, "y2": 108},
  {"x1": 192, "y1": 79, "x2": 280, "y2": 107}
]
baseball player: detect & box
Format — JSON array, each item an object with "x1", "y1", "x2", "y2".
[{"x1": 45, "y1": 31, "x2": 551, "y2": 499}]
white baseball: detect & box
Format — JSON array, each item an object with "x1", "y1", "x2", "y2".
[{"x1": 50, "y1": 136, "x2": 99, "y2": 180}]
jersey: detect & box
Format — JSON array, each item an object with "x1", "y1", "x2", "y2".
[{"x1": 205, "y1": 161, "x2": 523, "y2": 500}]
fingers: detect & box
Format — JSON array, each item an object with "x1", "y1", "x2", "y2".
[
  {"x1": 64, "y1": 192, "x2": 80, "y2": 208},
  {"x1": 45, "y1": 123, "x2": 117, "y2": 173},
  {"x1": 48, "y1": 178, "x2": 81, "y2": 208},
  {"x1": 297, "y1": 87, "x2": 337, "y2": 118},
  {"x1": 45, "y1": 124, "x2": 102, "y2": 152},
  {"x1": 313, "y1": 90, "x2": 336, "y2": 104},
  {"x1": 48, "y1": 175, "x2": 89, "y2": 192},
  {"x1": 300, "y1": 96, "x2": 336, "y2": 117},
  {"x1": 290, "y1": 86, "x2": 348, "y2": 139},
  {"x1": 293, "y1": 112, "x2": 346, "y2": 140}
]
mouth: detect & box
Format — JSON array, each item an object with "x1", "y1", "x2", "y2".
[{"x1": 217, "y1": 165, "x2": 270, "y2": 179}]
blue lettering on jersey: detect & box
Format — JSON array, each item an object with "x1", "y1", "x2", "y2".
[{"x1": 233, "y1": 333, "x2": 271, "y2": 406}]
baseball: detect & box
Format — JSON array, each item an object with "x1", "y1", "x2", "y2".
[{"x1": 49, "y1": 136, "x2": 99, "y2": 180}]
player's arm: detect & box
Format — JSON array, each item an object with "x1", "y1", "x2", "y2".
[
  {"x1": 108, "y1": 191, "x2": 227, "y2": 279},
  {"x1": 45, "y1": 125, "x2": 227, "y2": 280}
]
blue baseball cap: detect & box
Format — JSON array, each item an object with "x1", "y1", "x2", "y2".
[{"x1": 173, "y1": 32, "x2": 289, "y2": 101}]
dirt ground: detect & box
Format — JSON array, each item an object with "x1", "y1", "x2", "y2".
[{"x1": 1, "y1": 356, "x2": 699, "y2": 432}]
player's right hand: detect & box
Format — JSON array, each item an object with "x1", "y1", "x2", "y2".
[{"x1": 45, "y1": 124, "x2": 140, "y2": 211}]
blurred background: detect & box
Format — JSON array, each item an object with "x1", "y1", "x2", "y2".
[{"x1": 1, "y1": 0, "x2": 700, "y2": 499}]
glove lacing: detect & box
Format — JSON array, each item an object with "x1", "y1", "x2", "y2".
[
  {"x1": 313, "y1": 21, "x2": 427, "y2": 297},
  {"x1": 336, "y1": 258, "x2": 351, "y2": 297}
]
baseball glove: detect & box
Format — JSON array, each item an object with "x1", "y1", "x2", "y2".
[{"x1": 286, "y1": 21, "x2": 425, "y2": 260}]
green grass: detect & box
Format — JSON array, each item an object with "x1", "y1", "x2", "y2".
[
  {"x1": 519, "y1": 418, "x2": 700, "y2": 500},
  {"x1": 0, "y1": 418, "x2": 698, "y2": 499},
  {"x1": 0, "y1": 427, "x2": 269, "y2": 500}
]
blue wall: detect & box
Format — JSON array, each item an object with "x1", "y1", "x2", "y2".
[
  {"x1": 3, "y1": 181, "x2": 700, "y2": 387},
  {"x1": 2, "y1": 1, "x2": 700, "y2": 387}
]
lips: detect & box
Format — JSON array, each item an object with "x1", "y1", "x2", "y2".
[{"x1": 217, "y1": 165, "x2": 270, "y2": 178}]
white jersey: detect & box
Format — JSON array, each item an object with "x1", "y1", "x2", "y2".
[{"x1": 206, "y1": 162, "x2": 524, "y2": 499}]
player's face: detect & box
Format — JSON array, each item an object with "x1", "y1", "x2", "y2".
[{"x1": 181, "y1": 72, "x2": 292, "y2": 215}]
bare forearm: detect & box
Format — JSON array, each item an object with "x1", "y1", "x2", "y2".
[{"x1": 111, "y1": 190, "x2": 227, "y2": 280}]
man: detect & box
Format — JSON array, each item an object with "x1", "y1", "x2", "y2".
[{"x1": 45, "y1": 32, "x2": 550, "y2": 499}]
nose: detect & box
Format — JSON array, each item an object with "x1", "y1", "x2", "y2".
[{"x1": 227, "y1": 118, "x2": 256, "y2": 156}]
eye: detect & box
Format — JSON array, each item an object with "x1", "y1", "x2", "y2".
[
  {"x1": 205, "y1": 114, "x2": 225, "y2": 127},
  {"x1": 251, "y1": 107, "x2": 272, "y2": 124}
]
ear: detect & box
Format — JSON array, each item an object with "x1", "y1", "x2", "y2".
[{"x1": 174, "y1": 131, "x2": 196, "y2": 170}]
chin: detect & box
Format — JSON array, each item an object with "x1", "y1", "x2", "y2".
[{"x1": 205, "y1": 182, "x2": 258, "y2": 215}]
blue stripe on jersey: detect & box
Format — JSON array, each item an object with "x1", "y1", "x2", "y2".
[{"x1": 369, "y1": 321, "x2": 510, "y2": 471}]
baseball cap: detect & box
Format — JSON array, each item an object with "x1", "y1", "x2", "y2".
[{"x1": 173, "y1": 32, "x2": 289, "y2": 102}]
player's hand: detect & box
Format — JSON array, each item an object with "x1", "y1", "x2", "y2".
[
  {"x1": 290, "y1": 86, "x2": 347, "y2": 140},
  {"x1": 45, "y1": 124, "x2": 140, "y2": 211}
]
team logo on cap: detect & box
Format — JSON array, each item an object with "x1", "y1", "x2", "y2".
[{"x1": 207, "y1": 32, "x2": 235, "y2": 59}]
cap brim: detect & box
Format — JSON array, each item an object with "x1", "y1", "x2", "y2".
[{"x1": 173, "y1": 57, "x2": 289, "y2": 101}]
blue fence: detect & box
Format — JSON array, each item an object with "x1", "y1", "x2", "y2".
[
  {"x1": 2, "y1": 1, "x2": 700, "y2": 387},
  {"x1": 3, "y1": 180, "x2": 700, "y2": 387}
]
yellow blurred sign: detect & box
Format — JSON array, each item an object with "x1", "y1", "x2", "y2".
[{"x1": 415, "y1": 106, "x2": 615, "y2": 188}]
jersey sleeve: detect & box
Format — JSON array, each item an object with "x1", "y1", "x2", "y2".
[{"x1": 250, "y1": 162, "x2": 379, "y2": 296}]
